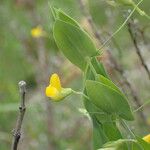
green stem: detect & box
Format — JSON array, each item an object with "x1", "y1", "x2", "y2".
[
  {"x1": 96, "y1": 0, "x2": 144, "y2": 55},
  {"x1": 134, "y1": 99, "x2": 150, "y2": 113},
  {"x1": 72, "y1": 90, "x2": 90, "y2": 100},
  {"x1": 119, "y1": 118, "x2": 135, "y2": 139},
  {"x1": 83, "y1": 62, "x2": 89, "y2": 83},
  {"x1": 132, "y1": 3, "x2": 150, "y2": 20},
  {"x1": 86, "y1": 57, "x2": 97, "y2": 78}
]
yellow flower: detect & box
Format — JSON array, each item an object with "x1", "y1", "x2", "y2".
[
  {"x1": 31, "y1": 26, "x2": 46, "y2": 38},
  {"x1": 45, "y1": 73, "x2": 72, "y2": 101},
  {"x1": 143, "y1": 134, "x2": 150, "y2": 143}
]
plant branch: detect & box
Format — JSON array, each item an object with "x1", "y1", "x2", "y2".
[
  {"x1": 11, "y1": 81, "x2": 27, "y2": 150},
  {"x1": 78, "y1": 0, "x2": 148, "y2": 126},
  {"x1": 127, "y1": 20, "x2": 150, "y2": 80}
]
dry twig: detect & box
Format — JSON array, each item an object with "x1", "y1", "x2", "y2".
[
  {"x1": 128, "y1": 20, "x2": 150, "y2": 80},
  {"x1": 11, "y1": 81, "x2": 27, "y2": 150}
]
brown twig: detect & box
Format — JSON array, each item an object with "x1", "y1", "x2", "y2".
[
  {"x1": 11, "y1": 81, "x2": 27, "y2": 150},
  {"x1": 128, "y1": 20, "x2": 150, "y2": 80},
  {"x1": 78, "y1": 0, "x2": 148, "y2": 126}
]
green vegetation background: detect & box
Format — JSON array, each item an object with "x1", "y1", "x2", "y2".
[{"x1": 0, "y1": 0, "x2": 150, "y2": 149}]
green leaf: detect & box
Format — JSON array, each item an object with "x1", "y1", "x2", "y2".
[
  {"x1": 96, "y1": 74, "x2": 123, "y2": 96},
  {"x1": 103, "y1": 121, "x2": 122, "y2": 141},
  {"x1": 52, "y1": 8, "x2": 80, "y2": 27},
  {"x1": 50, "y1": 6, "x2": 58, "y2": 19},
  {"x1": 92, "y1": 117, "x2": 108, "y2": 149},
  {"x1": 83, "y1": 94, "x2": 108, "y2": 149},
  {"x1": 83, "y1": 88, "x2": 113, "y2": 148},
  {"x1": 116, "y1": 0, "x2": 133, "y2": 5},
  {"x1": 53, "y1": 19, "x2": 98, "y2": 70},
  {"x1": 84, "y1": 57, "x2": 109, "y2": 82},
  {"x1": 83, "y1": 67, "x2": 123, "y2": 148},
  {"x1": 136, "y1": 136, "x2": 150, "y2": 150},
  {"x1": 97, "y1": 137, "x2": 150, "y2": 150},
  {"x1": 84, "y1": 68, "x2": 113, "y2": 124},
  {"x1": 91, "y1": 57, "x2": 109, "y2": 78},
  {"x1": 101, "y1": 139, "x2": 128, "y2": 150},
  {"x1": 83, "y1": 94, "x2": 113, "y2": 123},
  {"x1": 98, "y1": 139, "x2": 141, "y2": 150},
  {"x1": 85, "y1": 80, "x2": 134, "y2": 120},
  {"x1": 84, "y1": 89, "x2": 122, "y2": 137}
]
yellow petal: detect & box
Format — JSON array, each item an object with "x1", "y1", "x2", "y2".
[
  {"x1": 143, "y1": 134, "x2": 150, "y2": 143},
  {"x1": 50, "y1": 73, "x2": 61, "y2": 91},
  {"x1": 31, "y1": 26, "x2": 44, "y2": 38},
  {"x1": 45, "y1": 86, "x2": 58, "y2": 98}
]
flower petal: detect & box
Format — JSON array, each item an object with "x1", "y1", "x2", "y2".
[
  {"x1": 143, "y1": 134, "x2": 150, "y2": 143},
  {"x1": 50, "y1": 73, "x2": 61, "y2": 91},
  {"x1": 31, "y1": 26, "x2": 45, "y2": 38},
  {"x1": 45, "y1": 86, "x2": 58, "y2": 98}
]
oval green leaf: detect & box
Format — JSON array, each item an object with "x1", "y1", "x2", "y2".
[
  {"x1": 51, "y1": 7, "x2": 80, "y2": 27},
  {"x1": 85, "y1": 80, "x2": 134, "y2": 121},
  {"x1": 53, "y1": 19, "x2": 98, "y2": 70}
]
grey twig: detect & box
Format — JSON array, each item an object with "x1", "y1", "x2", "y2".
[
  {"x1": 11, "y1": 81, "x2": 27, "y2": 150},
  {"x1": 78, "y1": 0, "x2": 147, "y2": 126},
  {"x1": 128, "y1": 20, "x2": 150, "y2": 80}
]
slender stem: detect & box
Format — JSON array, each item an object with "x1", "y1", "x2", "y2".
[
  {"x1": 11, "y1": 81, "x2": 27, "y2": 150},
  {"x1": 86, "y1": 57, "x2": 97, "y2": 78},
  {"x1": 134, "y1": 99, "x2": 150, "y2": 113},
  {"x1": 119, "y1": 118, "x2": 135, "y2": 139},
  {"x1": 72, "y1": 90, "x2": 90, "y2": 100},
  {"x1": 132, "y1": 2, "x2": 150, "y2": 20},
  {"x1": 97, "y1": 0, "x2": 144, "y2": 54}
]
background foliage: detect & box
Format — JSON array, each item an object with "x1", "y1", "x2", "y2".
[{"x1": 0, "y1": 0, "x2": 150, "y2": 149}]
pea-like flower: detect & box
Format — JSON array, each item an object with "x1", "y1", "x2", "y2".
[
  {"x1": 31, "y1": 26, "x2": 46, "y2": 38},
  {"x1": 45, "y1": 73, "x2": 72, "y2": 101},
  {"x1": 143, "y1": 134, "x2": 150, "y2": 143}
]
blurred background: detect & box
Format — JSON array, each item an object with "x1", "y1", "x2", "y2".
[{"x1": 0, "y1": 0, "x2": 150, "y2": 149}]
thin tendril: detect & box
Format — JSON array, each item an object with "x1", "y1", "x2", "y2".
[
  {"x1": 96, "y1": 0, "x2": 144, "y2": 55},
  {"x1": 72, "y1": 90, "x2": 90, "y2": 100},
  {"x1": 134, "y1": 99, "x2": 150, "y2": 112}
]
